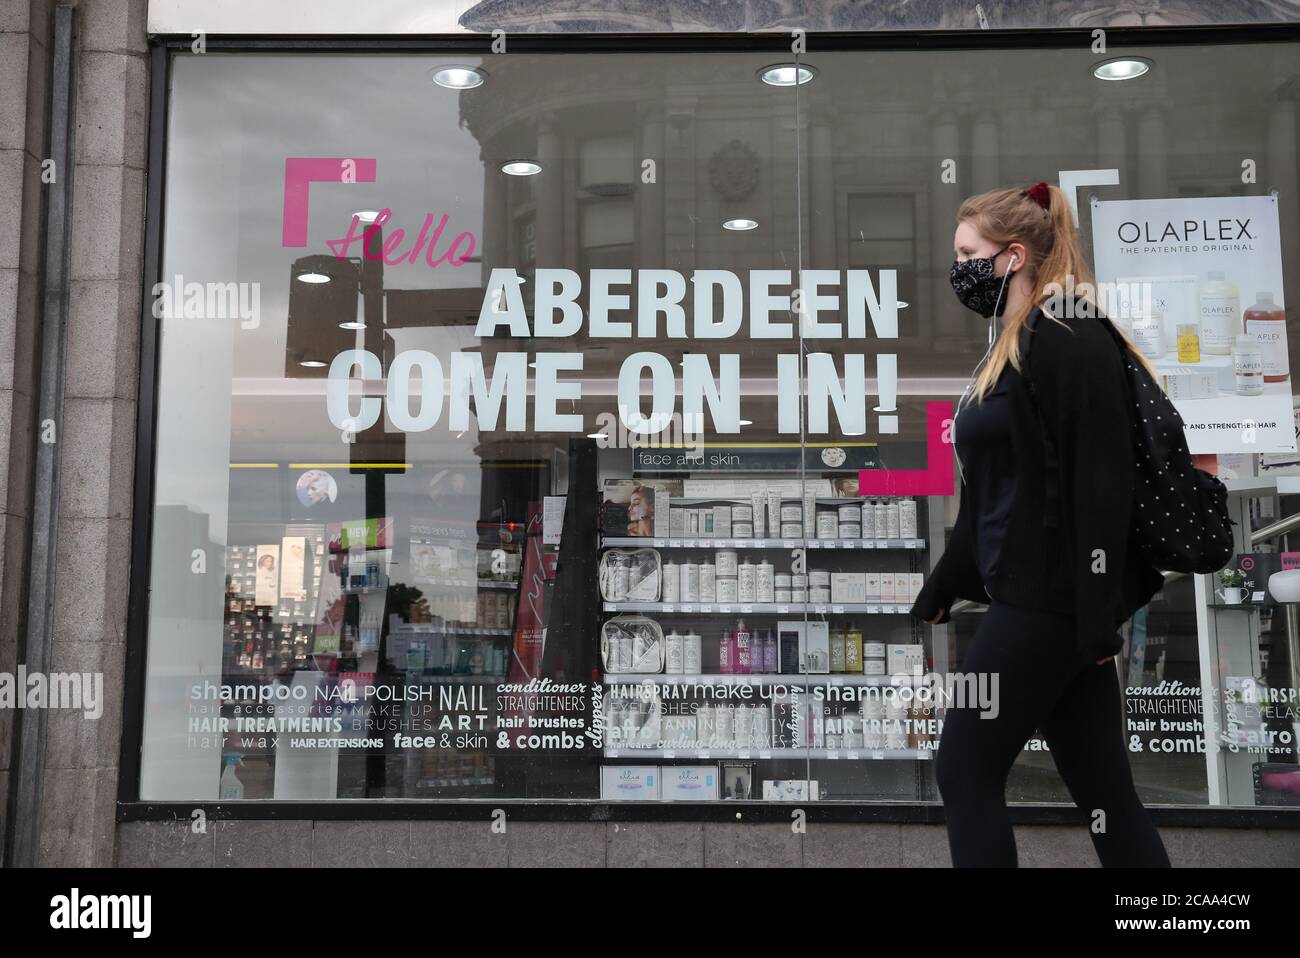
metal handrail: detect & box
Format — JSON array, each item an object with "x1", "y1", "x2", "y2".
[
  {"x1": 1248, "y1": 509, "x2": 1300, "y2": 548},
  {"x1": 945, "y1": 508, "x2": 1300, "y2": 614}
]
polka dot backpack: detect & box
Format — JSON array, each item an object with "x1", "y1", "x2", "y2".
[{"x1": 1026, "y1": 310, "x2": 1235, "y2": 575}]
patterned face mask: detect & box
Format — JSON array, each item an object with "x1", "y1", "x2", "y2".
[{"x1": 949, "y1": 246, "x2": 1011, "y2": 318}]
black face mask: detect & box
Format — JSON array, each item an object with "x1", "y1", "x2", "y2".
[{"x1": 950, "y1": 247, "x2": 1012, "y2": 318}]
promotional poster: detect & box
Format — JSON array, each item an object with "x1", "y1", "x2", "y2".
[{"x1": 1091, "y1": 194, "x2": 1294, "y2": 454}]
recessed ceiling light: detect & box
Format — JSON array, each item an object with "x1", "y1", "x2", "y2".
[
  {"x1": 739, "y1": 420, "x2": 753, "y2": 426},
  {"x1": 339, "y1": 321, "x2": 366, "y2": 330},
  {"x1": 586, "y1": 433, "x2": 608, "y2": 439},
  {"x1": 1092, "y1": 57, "x2": 1152, "y2": 81},
  {"x1": 501, "y1": 160, "x2": 543, "y2": 176},
  {"x1": 299, "y1": 360, "x2": 327, "y2": 368},
  {"x1": 897, "y1": 301, "x2": 909, "y2": 309},
  {"x1": 431, "y1": 65, "x2": 486, "y2": 90},
  {"x1": 758, "y1": 63, "x2": 817, "y2": 87},
  {"x1": 353, "y1": 211, "x2": 381, "y2": 224},
  {"x1": 296, "y1": 272, "x2": 331, "y2": 284},
  {"x1": 723, "y1": 218, "x2": 758, "y2": 231}
]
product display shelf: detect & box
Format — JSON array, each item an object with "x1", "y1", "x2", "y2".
[
  {"x1": 404, "y1": 672, "x2": 509, "y2": 683},
  {"x1": 393, "y1": 623, "x2": 513, "y2": 636},
  {"x1": 415, "y1": 578, "x2": 519, "y2": 590},
  {"x1": 601, "y1": 536, "x2": 925, "y2": 550},
  {"x1": 602, "y1": 746, "x2": 931, "y2": 760},
  {"x1": 603, "y1": 601, "x2": 914, "y2": 615},
  {"x1": 416, "y1": 776, "x2": 496, "y2": 789},
  {"x1": 599, "y1": 672, "x2": 926, "y2": 686}
]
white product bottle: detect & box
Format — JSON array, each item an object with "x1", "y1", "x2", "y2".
[
  {"x1": 899, "y1": 498, "x2": 918, "y2": 539},
  {"x1": 737, "y1": 560, "x2": 758, "y2": 603},
  {"x1": 1132, "y1": 310, "x2": 1165, "y2": 359},
  {"x1": 661, "y1": 560, "x2": 679, "y2": 603},
  {"x1": 1199, "y1": 270, "x2": 1240, "y2": 356},
  {"x1": 885, "y1": 500, "x2": 901, "y2": 539},
  {"x1": 766, "y1": 490, "x2": 782, "y2": 542},
  {"x1": 699, "y1": 562, "x2": 717, "y2": 602},
  {"x1": 757, "y1": 560, "x2": 775, "y2": 603},
  {"x1": 681, "y1": 562, "x2": 700, "y2": 603},
  {"x1": 874, "y1": 500, "x2": 888, "y2": 540},
  {"x1": 219, "y1": 755, "x2": 244, "y2": 800},
  {"x1": 862, "y1": 499, "x2": 876, "y2": 538},
  {"x1": 684, "y1": 631, "x2": 702, "y2": 673},
  {"x1": 1233, "y1": 335, "x2": 1264, "y2": 396},
  {"x1": 610, "y1": 553, "x2": 630, "y2": 600},
  {"x1": 751, "y1": 489, "x2": 767, "y2": 538},
  {"x1": 666, "y1": 630, "x2": 685, "y2": 673}
]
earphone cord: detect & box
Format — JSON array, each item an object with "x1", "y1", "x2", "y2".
[{"x1": 952, "y1": 261, "x2": 1016, "y2": 487}]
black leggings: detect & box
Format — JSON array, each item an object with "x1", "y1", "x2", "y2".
[{"x1": 935, "y1": 601, "x2": 1171, "y2": 867}]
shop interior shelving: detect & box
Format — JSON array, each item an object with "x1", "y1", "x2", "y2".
[{"x1": 596, "y1": 487, "x2": 943, "y2": 800}]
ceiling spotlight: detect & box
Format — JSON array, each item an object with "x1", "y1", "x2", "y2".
[
  {"x1": 299, "y1": 360, "x2": 327, "y2": 368},
  {"x1": 586, "y1": 433, "x2": 608, "y2": 440},
  {"x1": 501, "y1": 160, "x2": 543, "y2": 176},
  {"x1": 897, "y1": 301, "x2": 910, "y2": 309},
  {"x1": 339, "y1": 321, "x2": 366, "y2": 330},
  {"x1": 431, "y1": 65, "x2": 486, "y2": 90},
  {"x1": 759, "y1": 63, "x2": 817, "y2": 87},
  {"x1": 723, "y1": 218, "x2": 759, "y2": 231},
  {"x1": 739, "y1": 420, "x2": 753, "y2": 426},
  {"x1": 1092, "y1": 57, "x2": 1152, "y2": 81},
  {"x1": 296, "y1": 272, "x2": 331, "y2": 284},
  {"x1": 352, "y1": 211, "x2": 381, "y2": 224}
]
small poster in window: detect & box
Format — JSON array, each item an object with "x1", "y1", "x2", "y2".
[
  {"x1": 601, "y1": 479, "x2": 682, "y2": 536},
  {"x1": 255, "y1": 544, "x2": 280, "y2": 605},
  {"x1": 543, "y1": 496, "x2": 566, "y2": 545},
  {"x1": 279, "y1": 536, "x2": 307, "y2": 601}
]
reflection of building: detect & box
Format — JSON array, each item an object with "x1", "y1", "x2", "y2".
[
  {"x1": 460, "y1": 0, "x2": 1295, "y2": 32},
  {"x1": 454, "y1": 37, "x2": 1300, "y2": 445}
]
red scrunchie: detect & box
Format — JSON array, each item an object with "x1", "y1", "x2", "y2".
[{"x1": 1024, "y1": 182, "x2": 1051, "y2": 210}]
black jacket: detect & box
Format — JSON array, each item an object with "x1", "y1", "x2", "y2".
[{"x1": 911, "y1": 304, "x2": 1165, "y2": 664}]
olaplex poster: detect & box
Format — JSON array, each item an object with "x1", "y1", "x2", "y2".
[{"x1": 1091, "y1": 194, "x2": 1294, "y2": 454}]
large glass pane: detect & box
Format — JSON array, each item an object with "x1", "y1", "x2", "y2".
[{"x1": 138, "y1": 38, "x2": 1300, "y2": 810}]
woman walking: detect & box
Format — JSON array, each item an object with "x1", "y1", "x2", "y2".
[{"x1": 912, "y1": 182, "x2": 1172, "y2": 868}]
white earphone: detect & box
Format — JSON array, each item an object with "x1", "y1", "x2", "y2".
[{"x1": 955, "y1": 246, "x2": 1022, "y2": 480}]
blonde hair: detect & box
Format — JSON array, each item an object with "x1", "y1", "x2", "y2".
[{"x1": 962, "y1": 184, "x2": 1156, "y2": 401}]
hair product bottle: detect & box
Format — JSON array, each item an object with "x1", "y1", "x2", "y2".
[
  {"x1": 1176, "y1": 320, "x2": 1202, "y2": 363},
  {"x1": 1199, "y1": 270, "x2": 1240, "y2": 355},
  {"x1": 1132, "y1": 309, "x2": 1166, "y2": 359},
  {"x1": 1233, "y1": 335, "x2": 1264, "y2": 396},
  {"x1": 1243, "y1": 292, "x2": 1288, "y2": 383},
  {"x1": 734, "y1": 619, "x2": 752, "y2": 674}
]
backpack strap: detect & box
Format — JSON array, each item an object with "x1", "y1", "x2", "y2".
[{"x1": 1020, "y1": 307, "x2": 1061, "y2": 529}]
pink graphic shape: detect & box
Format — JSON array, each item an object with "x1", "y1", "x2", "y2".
[
  {"x1": 282, "y1": 157, "x2": 378, "y2": 247},
  {"x1": 858, "y1": 401, "x2": 955, "y2": 497}
]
